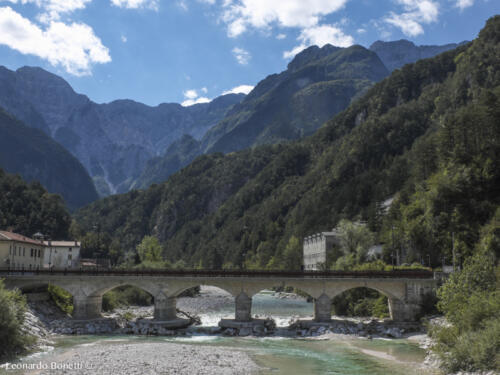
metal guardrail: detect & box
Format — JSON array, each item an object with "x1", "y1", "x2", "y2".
[{"x1": 0, "y1": 267, "x2": 435, "y2": 279}]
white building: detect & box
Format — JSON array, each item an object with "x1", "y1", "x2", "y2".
[
  {"x1": 303, "y1": 230, "x2": 340, "y2": 270},
  {"x1": 43, "y1": 241, "x2": 81, "y2": 269}
]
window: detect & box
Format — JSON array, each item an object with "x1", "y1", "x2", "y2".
[
  {"x1": 69, "y1": 248, "x2": 72, "y2": 252},
  {"x1": 68, "y1": 254, "x2": 72, "y2": 260},
  {"x1": 23, "y1": 248, "x2": 25, "y2": 256},
  {"x1": 31, "y1": 249, "x2": 33, "y2": 257},
  {"x1": 38, "y1": 249, "x2": 41, "y2": 257}
]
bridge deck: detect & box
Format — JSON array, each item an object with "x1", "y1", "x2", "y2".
[{"x1": 0, "y1": 268, "x2": 434, "y2": 279}]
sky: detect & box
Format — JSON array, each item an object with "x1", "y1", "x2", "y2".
[{"x1": 0, "y1": 0, "x2": 498, "y2": 106}]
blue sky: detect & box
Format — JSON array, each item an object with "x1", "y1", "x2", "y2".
[{"x1": 0, "y1": 0, "x2": 498, "y2": 106}]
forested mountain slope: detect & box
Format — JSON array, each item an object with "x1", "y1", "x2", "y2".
[
  {"x1": 74, "y1": 16, "x2": 500, "y2": 269},
  {"x1": 0, "y1": 168, "x2": 71, "y2": 239},
  {"x1": 0, "y1": 108, "x2": 98, "y2": 210}
]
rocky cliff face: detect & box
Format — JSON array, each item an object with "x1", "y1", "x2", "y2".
[
  {"x1": 0, "y1": 66, "x2": 243, "y2": 196},
  {"x1": 370, "y1": 39, "x2": 468, "y2": 72}
]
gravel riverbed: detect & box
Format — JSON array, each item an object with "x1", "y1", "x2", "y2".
[{"x1": 24, "y1": 341, "x2": 259, "y2": 375}]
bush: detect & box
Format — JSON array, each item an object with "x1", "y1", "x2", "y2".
[
  {"x1": 332, "y1": 287, "x2": 389, "y2": 318},
  {"x1": 430, "y1": 249, "x2": 500, "y2": 372},
  {"x1": 0, "y1": 280, "x2": 35, "y2": 359},
  {"x1": 48, "y1": 284, "x2": 73, "y2": 315}
]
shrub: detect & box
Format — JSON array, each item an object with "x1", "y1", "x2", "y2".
[
  {"x1": 0, "y1": 280, "x2": 35, "y2": 359},
  {"x1": 431, "y1": 249, "x2": 500, "y2": 372},
  {"x1": 48, "y1": 284, "x2": 73, "y2": 314}
]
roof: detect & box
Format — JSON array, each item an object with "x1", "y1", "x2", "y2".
[
  {"x1": 43, "y1": 241, "x2": 81, "y2": 247},
  {"x1": 0, "y1": 231, "x2": 44, "y2": 246}
]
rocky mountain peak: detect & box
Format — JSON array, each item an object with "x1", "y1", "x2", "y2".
[{"x1": 287, "y1": 44, "x2": 341, "y2": 72}]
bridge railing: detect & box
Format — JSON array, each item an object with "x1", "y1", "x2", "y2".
[{"x1": 0, "y1": 267, "x2": 435, "y2": 279}]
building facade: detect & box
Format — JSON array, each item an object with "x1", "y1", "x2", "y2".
[
  {"x1": 303, "y1": 230, "x2": 340, "y2": 270},
  {"x1": 0, "y1": 231, "x2": 45, "y2": 270},
  {"x1": 43, "y1": 241, "x2": 81, "y2": 269},
  {"x1": 0, "y1": 231, "x2": 81, "y2": 270}
]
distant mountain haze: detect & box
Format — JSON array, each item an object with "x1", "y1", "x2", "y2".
[{"x1": 369, "y1": 39, "x2": 467, "y2": 72}]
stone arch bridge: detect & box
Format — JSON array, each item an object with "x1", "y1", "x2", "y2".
[{"x1": 1, "y1": 269, "x2": 437, "y2": 325}]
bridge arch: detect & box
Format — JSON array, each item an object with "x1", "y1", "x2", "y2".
[
  {"x1": 89, "y1": 281, "x2": 161, "y2": 299},
  {"x1": 170, "y1": 281, "x2": 240, "y2": 298}
]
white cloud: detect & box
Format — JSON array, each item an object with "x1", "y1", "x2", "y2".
[
  {"x1": 276, "y1": 33, "x2": 286, "y2": 39},
  {"x1": 121, "y1": 34, "x2": 127, "y2": 42},
  {"x1": 182, "y1": 97, "x2": 211, "y2": 106},
  {"x1": 181, "y1": 88, "x2": 212, "y2": 106},
  {"x1": 356, "y1": 28, "x2": 366, "y2": 34},
  {"x1": 111, "y1": 0, "x2": 158, "y2": 11},
  {"x1": 2, "y1": 0, "x2": 92, "y2": 22},
  {"x1": 221, "y1": 0, "x2": 349, "y2": 37},
  {"x1": 183, "y1": 89, "x2": 198, "y2": 99},
  {"x1": 177, "y1": 0, "x2": 188, "y2": 11},
  {"x1": 0, "y1": 6, "x2": 111, "y2": 75},
  {"x1": 455, "y1": 0, "x2": 474, "y2": 10},
  {"x1": 385, "y1": 0, "x2": 439, "y2": 37},
  {"x1": 232, "y1": 47, "x2": 251, "y2": 65},
  {"x1": 222, "y1": 84, "x2": 254, "y2": 95},
  {"x1": 284, "y1": 24, "x2": 354, "y2": 59}
]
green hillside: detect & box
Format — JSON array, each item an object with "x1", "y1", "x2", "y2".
[
  {"x1": 74, "y1": 16, "x2": 500, "y2": 270},
  {"x1": 0, "y1": 108, "x2": 99, "y2": 210},
  {"x1": 0, "y1": 168, "x2": 71, "y2": 239}
]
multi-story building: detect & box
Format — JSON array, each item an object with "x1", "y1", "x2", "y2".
[
  {"x1": 303, "y1": 230, "x2": 340, "y2": 270},
  {"x1": 0, "y1": 231, "x2": 45, "y2": 270},
  {"x1": 0, "y1": 230, "x2": 81, "y2": 270},
  {"x1": 43, "y1": 241, "x2": 81, "y2": 269}
]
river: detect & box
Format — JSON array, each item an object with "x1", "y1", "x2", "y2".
[{"x1": 1, "y1": 289, "x2": 438, "y2": 375}]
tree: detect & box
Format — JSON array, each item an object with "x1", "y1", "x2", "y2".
[
  {"x1": 336, "y1": 219, "x2": 375, "y2": 263},
  {"x1": 136, "y1": 236, "x2": 163, "y2": 263},
  {"x1": 282, "y1": 236, "x2": 303, "y2": 270}
]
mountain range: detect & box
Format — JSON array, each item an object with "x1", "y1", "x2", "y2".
[
  {"x1": 0, "y1": 66, "x2": 243, "y2": 196},
  {"x1": 0, "y1": 37, "x2": 463, "y2": 205}
]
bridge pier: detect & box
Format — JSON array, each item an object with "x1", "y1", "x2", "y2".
[
  {"x1": 73, "y1": 295, "x2": 102, "y2": 320},
  {"x1": 235, "y1": 292, "x2": 252, "y2": 322},
  {"x1": 388, "y1": 298, "x2": 421, "y2": 322},
  {"x1": 313, "y1": 293, "x2": 332, "y2": 322},
  {"x1": 154, "y1": 295, "x2": 178, "y2": 321}
]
